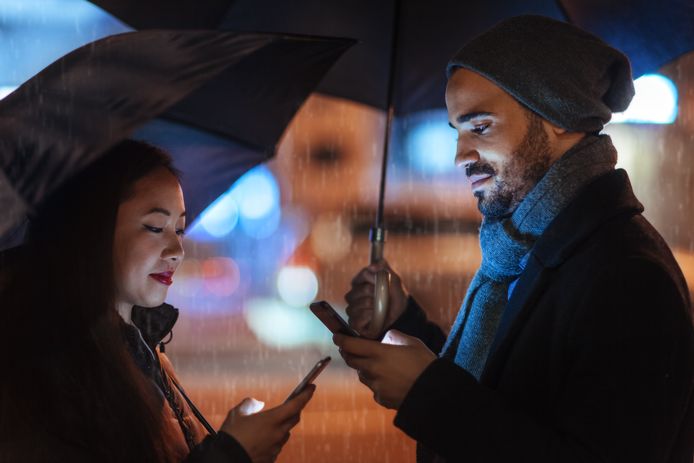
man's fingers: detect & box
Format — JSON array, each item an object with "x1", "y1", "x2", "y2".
[
  {"x1": 347, "y1": 312, "x2": 371, "y2": 331},
  {"x1": 345, "y1": 302, "x2": 372, "y2": 319},
  {"x1": 382, "y1": 329, "x2": 418, "y2": 346},
  {"x1": 345, "y1": 285, "x2": 375, "y2": 305},
  {"x1": 350, "y1": 266, "x2": 377, "y2": 286},
  {"x1": 342, "y1": 354, "x2": 374, "y2": 372},
  {"x1": 333, "y1": 333, "x2": 383, "y2": 357}
]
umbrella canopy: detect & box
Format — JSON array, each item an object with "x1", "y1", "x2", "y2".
[
  {"x1": 89, "y1": 0, "x2": 694, "y2": 115},
  {"x1": 0, "y1": 29, "x2": 353, "y2": 249},
  {"x1": 87, "y1": 0, "x2": 694, "y2": 234}
]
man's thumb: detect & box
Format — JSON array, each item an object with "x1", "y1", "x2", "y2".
[{"x1": 381, "y1": 329, "x2": 413, "y2": 346}]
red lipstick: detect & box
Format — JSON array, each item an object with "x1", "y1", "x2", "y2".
[{"x1": 150, "y1": 271, "x2": 174, "y2": 286}]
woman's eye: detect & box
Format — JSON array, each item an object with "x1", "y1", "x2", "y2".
[
  {"x1": 144, "y1": 225, "x2": 163, "y2": 233},
  {"x1": 176, "y1": 228, "x2": 186, "y2": 236}
]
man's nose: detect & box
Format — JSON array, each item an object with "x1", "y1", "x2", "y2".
[{"x1": 455, "y1": 147, "x2": 480, "y2": 169}]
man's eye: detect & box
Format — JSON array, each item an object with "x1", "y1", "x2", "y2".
[
  {"x1": 471, "y1": 124, "x2": 489, "y2": 135},
  {"x1": 144, "y1": 225, "x2": 163, "y2": 233}
]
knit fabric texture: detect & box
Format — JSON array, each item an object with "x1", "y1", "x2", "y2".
[
  {"x1": 441, "y1": 135, "x2": 618, "y2": 379},
  {"x1": 447, "y1": 15, "x2": 635, "y2": 133}
]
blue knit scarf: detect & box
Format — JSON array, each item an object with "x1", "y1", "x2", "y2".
[{"x1": 440, "y1": 135, "x2": 618, "y2": 379}]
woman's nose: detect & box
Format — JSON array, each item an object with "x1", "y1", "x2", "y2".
[{"x1": 162, "y1": 235, "x2": 184, "y2": 262}]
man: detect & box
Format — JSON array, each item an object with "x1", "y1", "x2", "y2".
[{"x1": 334, "y1": 15, "x2": 694, "y2": 463}]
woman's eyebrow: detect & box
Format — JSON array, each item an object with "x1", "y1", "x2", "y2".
[{"x1": 145, "y1": 207, "x2": 186, "y2": 217}]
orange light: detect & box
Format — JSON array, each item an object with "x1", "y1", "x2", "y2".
[{"x1": 202, "y1": 257, "x2": 241, "y2": 297}]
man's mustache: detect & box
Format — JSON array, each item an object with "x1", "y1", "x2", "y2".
[{"x1": 465, "y1": 162, "x2": 496, "y2": 178}]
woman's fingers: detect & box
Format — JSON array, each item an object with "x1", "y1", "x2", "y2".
[{"x1": 266, "y1": 384, "x2": 315, "y2": 423}]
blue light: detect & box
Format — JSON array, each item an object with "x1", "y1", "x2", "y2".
[
  {"x1": 406, "y1": 117, "x2": 457, "y2": 174},
  {"x1": 240, "y1": 203, "x2": 281, "y2": 239},
  {"x1": 232, "y1": 167, "x2": 280, "y2": 220},
  {"x1": 611, "y1": 74, "x2": 678, "y2": 124},
  {"x1": 0, "y1": 0, "x2": 129, "y2": 87},
  {"x1": 189, "y1": 165, "x2": 281, "y2": 240},
  {"x1": 0, "y1": 86, "x2": 17, "y2": 100},
  {"x1": 197, "y1": 193, "x2": 239, "y2": 238}
]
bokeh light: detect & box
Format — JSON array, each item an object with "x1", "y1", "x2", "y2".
[
  {"x1": 405, "y1": 111, "x2": 457, "y2": 174},
  {"x1": 612, "y1": 74, "x2": 678, "y2": 124},
  {"x1": 189, "y1": 165, "x2": 281, "y2": 240},
  {"x1": 240, "y1": 204, "x2": 282, "y2": 239},
  {"x1": 244, "y1": 297, "x2": 332, "y2": 348},
  {"x1": 201, "y1": 257, "x2": 241, "y2": 297},
  {"x1": 234, "y1": 166, "x2": 280, "y2": 220},
  {"x1": 310, "y1": 213, "x2": 353, "y2": 263},
  {"x1": 197, "y1": 192, "x2": 239, "y2": 238},
  {"x1": 169, "y1": 258, "x2": 204, "y2": 300},
  {"x1": 277, "y1": 265, "x2": 319, "y2": 307}
]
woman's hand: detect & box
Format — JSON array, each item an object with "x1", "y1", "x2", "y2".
[{"x1": 220, "y1": 385, "x2": 315, "y2": 463}]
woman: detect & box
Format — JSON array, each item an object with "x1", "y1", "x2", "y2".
[{"x1": 0, "y1": 140, "x2": 312, "y2": 462}]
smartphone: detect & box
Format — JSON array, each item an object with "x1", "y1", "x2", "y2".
[
  {"x1": 309, "y1": 300, "x2": 360, "y2": 337},
  {"x1": 285, "y1": 356, "x2": 331, "y2": 402}
]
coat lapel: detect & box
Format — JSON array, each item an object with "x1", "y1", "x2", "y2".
[{"x1": 480, "y1": 169, "x2": 643, "y2": 385}]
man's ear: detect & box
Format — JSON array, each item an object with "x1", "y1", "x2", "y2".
[
  {"x1": 545, "y1": 119, "x2": 567, "y2": 136},
  {"x1": 542, "y1": 119, "x2": 586, "y2": 158}
]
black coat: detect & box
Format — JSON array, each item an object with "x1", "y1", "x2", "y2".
[{"x1": 392, "y1": 170, "x2": 694, "y2": 463}]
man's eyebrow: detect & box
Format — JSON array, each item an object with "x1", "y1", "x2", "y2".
[
  {"x1": 146, "y1": 207, "x2": 186, "y2": 218},
  {"x1": 451, "y1": 111, "x2": 494, "y2": 126}
]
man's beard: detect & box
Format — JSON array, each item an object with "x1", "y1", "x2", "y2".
[{"x1": 470, "y1": 113, "x2": 553, "y2": 219}]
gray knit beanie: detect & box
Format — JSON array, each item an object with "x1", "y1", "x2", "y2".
[{"x1": 447, "y1": 15, "x2": 635, "y2": 132}]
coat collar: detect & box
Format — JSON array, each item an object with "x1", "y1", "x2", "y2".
[
  {"x1": 131, "y1": 303, "x2": 179, "y2": 350},
  {"x1": 482, "y1": 169, "x2": 643, "y2": 384},
  {"x1": 531, "y1": 168, "x2": 643, "y2": 269}
]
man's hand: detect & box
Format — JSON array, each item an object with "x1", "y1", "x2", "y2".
[
  {"x1": 345, "y1": 260, "x2": 409, "y2": 338},
  {"x1": 333, "y1": 330, "x2": 436, "y2": 409},
  {"x1": 220, "y1": 385, "x2": 315, "y2": 463}
]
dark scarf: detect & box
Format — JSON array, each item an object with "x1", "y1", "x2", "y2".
[{"x1": 440, "y1": 135, "x2": 618, "y2": 379}]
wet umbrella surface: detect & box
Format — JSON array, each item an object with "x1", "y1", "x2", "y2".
[{"x1": 0, "y1": 28, "x2": 352, "y2": 249}]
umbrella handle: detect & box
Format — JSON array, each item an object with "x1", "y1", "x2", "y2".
[{"x1": 364, "y1": 227, "x2": 389, "y2": 339}]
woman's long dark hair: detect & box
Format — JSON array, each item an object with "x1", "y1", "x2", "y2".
[{"x1": 0, "y1": 140, "x2": 180, "y2": 462}]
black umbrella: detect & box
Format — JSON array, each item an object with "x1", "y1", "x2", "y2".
[
  {"x1": 0, "y1": 29, "x2": 353, "y2": 250},
  {"x1": 88, "y1": 0, "x2": 694, "y2": 335},
  {"x1": 89, "y1": 0, "x2": 694, "y2": 111}
]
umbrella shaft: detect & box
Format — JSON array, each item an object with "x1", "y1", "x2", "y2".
[
  {"x1": 375, "y1": 0, "x2": 401, "y2": 230},
  {"x1": 370, "y1": 226, "x2": 386, "y2": 263},
  {"x1": 376, "y1": 105, "x2": 395, "y2": 228}
]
